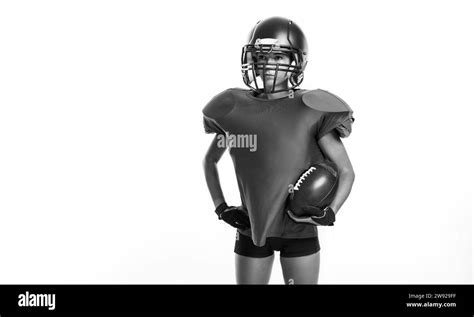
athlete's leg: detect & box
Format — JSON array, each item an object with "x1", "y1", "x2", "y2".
[
  {"x1": 234, "y1": 231, "x2": 275, "y2": 284},
  {"x1": 278, "y1": 237, "x2": 321, "y2": 284},
  {"x1": 280, "y1": 251, "x2": 320, "y2": 284},
  {"x1": 235, "y1": 253, "x2": 275, "y2": 284}
]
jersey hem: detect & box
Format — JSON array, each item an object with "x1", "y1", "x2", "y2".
[{"x1": 239, "y1": 231, "x2": 318, "y2": 240}]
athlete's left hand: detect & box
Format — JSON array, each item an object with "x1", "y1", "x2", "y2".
[{"x1": 286, "y1": 206, "x2": 335, "y2": 226}]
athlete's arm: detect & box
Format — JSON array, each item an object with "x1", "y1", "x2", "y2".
[
  {"x1": 203, "y1": 134, "x2": 227, "y2": 208},
  {"x1": 318, "y1": 130, "x2": 355, "y2": 214}
]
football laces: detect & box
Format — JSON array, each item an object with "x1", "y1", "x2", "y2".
[{"x1": 293, "y1": 166, "x2": 316, "y2": 191}]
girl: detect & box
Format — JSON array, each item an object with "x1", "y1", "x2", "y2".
[{"x1": 202, "y1": 16, "x2": 355, "y2": 284}]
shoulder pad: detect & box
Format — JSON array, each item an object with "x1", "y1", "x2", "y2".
[
  {"x1": 202, "y1": 89, "x2": 236, "y2": 119},
  {"x1": 302, "y1": 89, "x2": 352, "y2": 113}
]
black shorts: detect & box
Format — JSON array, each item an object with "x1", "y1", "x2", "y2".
[{"x1": 234, "y1": 231, "x2": 320, "y2": 258}]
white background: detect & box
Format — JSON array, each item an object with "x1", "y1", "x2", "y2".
[{"x1": 0, "y1": 0, "x2": 472, "y2": 284}]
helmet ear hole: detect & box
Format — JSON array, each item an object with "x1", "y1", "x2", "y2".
[{"x1": 290, "y1": 71, "x2": 304, "y2": 87}]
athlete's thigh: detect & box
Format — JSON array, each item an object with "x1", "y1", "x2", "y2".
[
  {"x1": 280, "y1": 252, "x2": 320, "y2": 284},
  {"x1": 235, "y1": 254, "x2": 275, "y2": 284}
]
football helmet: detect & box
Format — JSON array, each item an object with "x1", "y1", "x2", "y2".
[{"x1": 241, "y1": 17, "x2": 308, "y2": 93}]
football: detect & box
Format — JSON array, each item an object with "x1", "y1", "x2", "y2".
[{"x1": 288, "y1": 161, "x2": 339, "y2": 217}]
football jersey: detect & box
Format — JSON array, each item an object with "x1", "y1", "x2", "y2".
[{"x1": 203, "y1": 88, "x2": 354, "y2": 247}]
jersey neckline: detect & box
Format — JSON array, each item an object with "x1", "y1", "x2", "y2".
[{"x1": 244, "y1": 89, "x2": 304, "y2": 102}]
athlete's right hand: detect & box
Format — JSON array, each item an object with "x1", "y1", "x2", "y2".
[{"x1": 215, "y1": 202, "x2": 251, "y2": 230}]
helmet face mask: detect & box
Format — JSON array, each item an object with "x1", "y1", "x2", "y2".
[{"x1": 241, "y1": 17, "x2": 308, "y2": 94}]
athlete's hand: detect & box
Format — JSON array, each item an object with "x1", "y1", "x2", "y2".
[
  {"x1": 286, "y1": 206, "x2": 335, "y2": 226},
  {"x1": 215, "y1": 202, "x2": 251, "y2": 230}
]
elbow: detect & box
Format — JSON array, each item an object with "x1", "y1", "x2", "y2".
[
  {"x1": 339, "y1": 166, "x2": 355, "y2": 183},
  {"x1": 202, "y1": 156, "x2": 210, "y2": 169},
  {"x1": 349, "y1": 170, "x2": 355, "y2": 184},
  {"x1": 202, "y1": 154, "x2": 218, "y2": 169}
]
